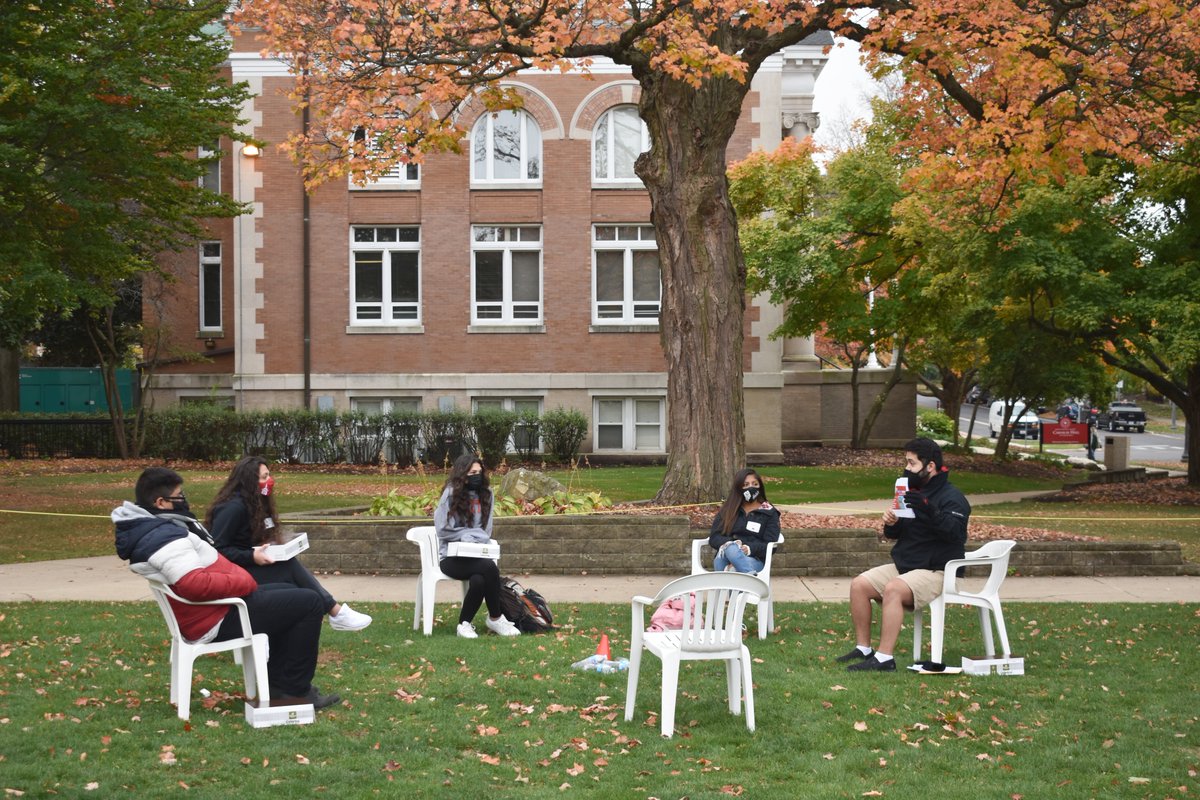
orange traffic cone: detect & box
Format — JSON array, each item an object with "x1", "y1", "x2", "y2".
[{"x1": 595, "y1": 634, "x2": 611, "y2": 661}]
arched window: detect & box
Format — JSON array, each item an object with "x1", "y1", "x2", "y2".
[
  {"x1": 593, "y1": 106, "x2": 649, "y2": 183},
  {"x1": 471, "y1": 110, "x2": 542, "y2": 183}
]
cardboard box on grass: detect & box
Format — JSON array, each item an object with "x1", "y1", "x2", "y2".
[
  {"x1": 961, "y1": 656, "x2": 1025, "y2": 676},
  {"x1": 245, "y1": 698, "x2": 315, "y2": 728}
]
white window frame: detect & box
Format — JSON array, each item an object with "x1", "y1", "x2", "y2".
[
  {"x1": 593, "y1": 396, "x2": 665, "y2": 452},
  {"x1": 198, "y1": 241, "x2": 222, "y2": 333},
  {"x1": 348, "y1": 127, "x2": 421, "y2": 190},
  {"x1": 470, "y1": 110, "x2": 542, "y2": 186},
  {"x1": 472, "y1": 396, "x2": 543, "y2": 453},
  {"x1": 592, "y1": 106, "x2": 649, "y2": 186},
  {"x1": 349, "y1": 226, "x2": 422, "y2": 326},
  {"x1": 470, "y1": 226, "x2": 543, "y2": 325},
  {"x1": 592, "y1": 225, "x2": 661, "y2": 325},
  {"x1": 198, "y1": 142, "x2": 220, "y2": 193},
  {"x1": 357, "y1": 160, "x2": 420, "y2": 189},
  {"x1": 350, "y1": 397, "x2": 421, "y2": 415}
]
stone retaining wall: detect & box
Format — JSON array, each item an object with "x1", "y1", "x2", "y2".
[{"x1": 284, "y1": 514, "x2": 1196, "y2": 577}]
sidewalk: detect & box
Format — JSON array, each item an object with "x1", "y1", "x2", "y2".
[
  {"x1": 2, "y1": 555, "x2": 1198, "y2": 604},
  {"x1": 775, "y1": 489, "x2": 1061, "y2": 517}
]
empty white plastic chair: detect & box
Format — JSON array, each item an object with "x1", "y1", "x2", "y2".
[
  {"x1": 913, "y1": 540, "x2": 1017, "y2": 664},
  {"x1": 690, "y1": 533, "x2": 783, "y2": 639},
  {"x1": 625, "y1": 571, "x2": 767, "y2": 738},
  {"x1": 146, "y1": 579, "x2": 270, "y2": 721},
  {"x1": 405, "y1": 525, "x2": 499, "y2": 635}
]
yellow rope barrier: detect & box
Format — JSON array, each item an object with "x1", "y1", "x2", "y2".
[{"x1": 0, "y1": 509, "x2": 111, "y2": 519}]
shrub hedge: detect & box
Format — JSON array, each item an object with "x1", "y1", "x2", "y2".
[{"x1": 0, "y1": 406, "x2": 592, "y2": 465}]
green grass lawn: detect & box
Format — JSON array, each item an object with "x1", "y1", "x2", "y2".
[
  {"x1": 0, "y1": 465, "x2": 1064, "y2": 565},
  {"x1": 1, "y1": 600, "x2": 1196, "y2": 798},
  {"x1": 547, "y1": 465, "x2": 1061, "y2": 506},
  {"x1": 973, "y1": 500, "x2": 1200, "y2": 563}
]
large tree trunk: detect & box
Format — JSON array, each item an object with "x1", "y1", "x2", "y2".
[
  {"x1": 0, "y1": 347, "x2": 19, "y2": 412},
  {"x1": 635, "y1": 73, "x2": 750, "y2": 504}
]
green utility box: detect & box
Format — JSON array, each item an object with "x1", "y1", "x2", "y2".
[{"x1": 18, "y1": 367, "x2": 134, "y2": 413}]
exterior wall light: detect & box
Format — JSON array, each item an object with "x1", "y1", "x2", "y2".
[{"x1": 241, "y1": 143, "x2": 261, "y2": 157}]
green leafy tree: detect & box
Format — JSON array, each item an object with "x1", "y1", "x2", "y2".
[
  {"x1": 0, "y1": 0, "x2": 252, "y2": 451},
  {"x1": 731, "y1": 128, "x2": 913, "y2": 448},
  {"x1": 1009, "y1": 157, "x2": 1200, "y2": 482}
]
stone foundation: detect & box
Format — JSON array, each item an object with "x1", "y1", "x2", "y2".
[{"x1": 283, "y1": 514, "x2": 1197, "y2": 577}]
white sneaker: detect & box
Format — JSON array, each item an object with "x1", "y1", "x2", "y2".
[
  {"x1": 456, "y1": 621, "x2": 478, "y2": 639},
  {"x1": 485, "y1": 615, "x2": 521, "y2": 637},
  {"x1": 329, "y1": 603, "x2": 373, "y2": 631}
]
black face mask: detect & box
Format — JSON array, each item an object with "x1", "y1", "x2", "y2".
[
  {"x1": 742, "y1": 486, "x2": 761, "y2": 503},
  {"x1": 465, "y1": 474, "x2": 484, "y2": 491},
  {"x1": 903, "y1": 463, "x2": 930, "y2": 489},
  {"x1": 170, "y1": 498, "x2": 193, "y2": 516}
]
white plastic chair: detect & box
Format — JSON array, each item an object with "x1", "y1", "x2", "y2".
[
  {"x1": 690, "y1": 533, "x2": 783, "y2": 639},
  {"x1": 146, "y1": 580, "x2": 270, "y2": 721},
  {"x1": 405, "y1": 525, "x2": 500, "y2": 636},
  {"x1": 625, "y1": 572, "x2": 768, "y2": 738},
  {"x1": 912, "y1": 540, "x2": 1017, "y2": 664}
]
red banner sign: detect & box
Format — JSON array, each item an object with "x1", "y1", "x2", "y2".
[{"x1": 1039, "y1": 417, "x2": 1090, "y2": 444}]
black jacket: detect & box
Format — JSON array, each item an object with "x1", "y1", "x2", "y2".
[
  {"x1": 884, "y1": 471, "x2": 970, "y2": 572},
  {"x1": 709, "y1": 502, "x2": 782, "y2": 561}
]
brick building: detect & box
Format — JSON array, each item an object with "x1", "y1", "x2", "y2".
[{"x1": 147, "y1": 24, "x2": 915, "y2": 461}]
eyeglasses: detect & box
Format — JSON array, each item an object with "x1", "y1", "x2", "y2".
[{"x1": 164, "y1": 494, "x2": 187, "y2": 503}]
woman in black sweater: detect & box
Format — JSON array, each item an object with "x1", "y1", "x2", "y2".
[
  {"x1": 207, "y1": 456, "x2": 372, "y2": 632},
  {"x1": 707, "y1": 468, "x2": 781, "y2": 574}
]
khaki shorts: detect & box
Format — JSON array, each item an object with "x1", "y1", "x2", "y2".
[{"x1": 859, "y1": 563, "x2": 945, "y2": 611}]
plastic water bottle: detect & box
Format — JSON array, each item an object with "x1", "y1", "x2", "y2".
[
  {"x1": 570, "y1": 654, "x2": 605, "y2": 671},
  {"x1": 593, "y1": 659, "x2": 630, "y2": 674}
]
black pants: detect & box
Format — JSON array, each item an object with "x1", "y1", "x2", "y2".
[
  {"x1": 216, "y1": 583, "x2": 325, "y2": 698},
  {"x1": 439, "y1": 557, "x2": 502, "y2": 624},
  {"x1": 245, "y1": 558, "x2": 336, "y2": 614}
]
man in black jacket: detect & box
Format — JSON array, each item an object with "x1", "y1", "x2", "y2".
[{"x1": 838, "y1": 438, "x2": 971, "y2": 672}]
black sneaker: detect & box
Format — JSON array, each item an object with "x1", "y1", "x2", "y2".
[
  {"x1": 835, "y1": 647, "x2": 873, "y2": 663},
  {"x1": 847, "y1": 656, "x2": 896, "y2": 672}
]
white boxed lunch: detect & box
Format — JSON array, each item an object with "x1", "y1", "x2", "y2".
[
  {"x1": 445, "y1": 541, "x2": 500, "y2": 559},
  {"x1": 264, "y1": 532, "x2": 309, "y2": 562},
  {"x1": 244, "y1": 698, "x2": 315, "y2": 728},
  {"x1": 961, "y1": 656, "x2": 1025, "y2": 676}
]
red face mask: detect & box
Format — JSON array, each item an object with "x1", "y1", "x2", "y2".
[{"x1": 258, "y1": 476, "x2": 275, "y2": 497}]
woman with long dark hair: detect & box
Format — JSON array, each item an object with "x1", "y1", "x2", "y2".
[
  {"x1": 208, "y1": 456, "x2": 372, "y2": 632},
  {"x1": 434, "y1": 454, "x2": 519, "y2": 638},
  {"x1": 707, "y1": 468, "x2": 781, "y2": 574}
]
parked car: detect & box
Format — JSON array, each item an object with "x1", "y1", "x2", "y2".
[
  {"x1": 1096, "y1": 401, "x2": 1147, "y2": 433},
  {"x1": 1055, "y1": 400, "x2": 1080, "y2": 421},
  {"x1": 988, "y1": 400, "x2": 1041, "y2": 440}
]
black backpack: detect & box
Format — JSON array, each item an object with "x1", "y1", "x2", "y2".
[{"x1": 498, "y1": 577, "x2": 555, "y2": 633}]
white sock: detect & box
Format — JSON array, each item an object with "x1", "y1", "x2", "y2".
[
  {"x1": 856, "y1": 645, "x2": 873, "y2": 656},
  {"x1": 874, "y1": 652, "x2": 894, "y2": 663}
]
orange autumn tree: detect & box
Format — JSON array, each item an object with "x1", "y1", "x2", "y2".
[{"x1": 236, "y1": 0, "x2": 1198, "y2": 503}]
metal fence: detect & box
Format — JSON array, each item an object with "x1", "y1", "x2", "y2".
[{"x1": 0, "y1": 418, "x2": 126, "y2": 458}]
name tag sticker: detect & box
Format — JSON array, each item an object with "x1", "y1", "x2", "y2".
[{"x1": 746, "y1": 521, "x2": 761, "y2": 533}]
